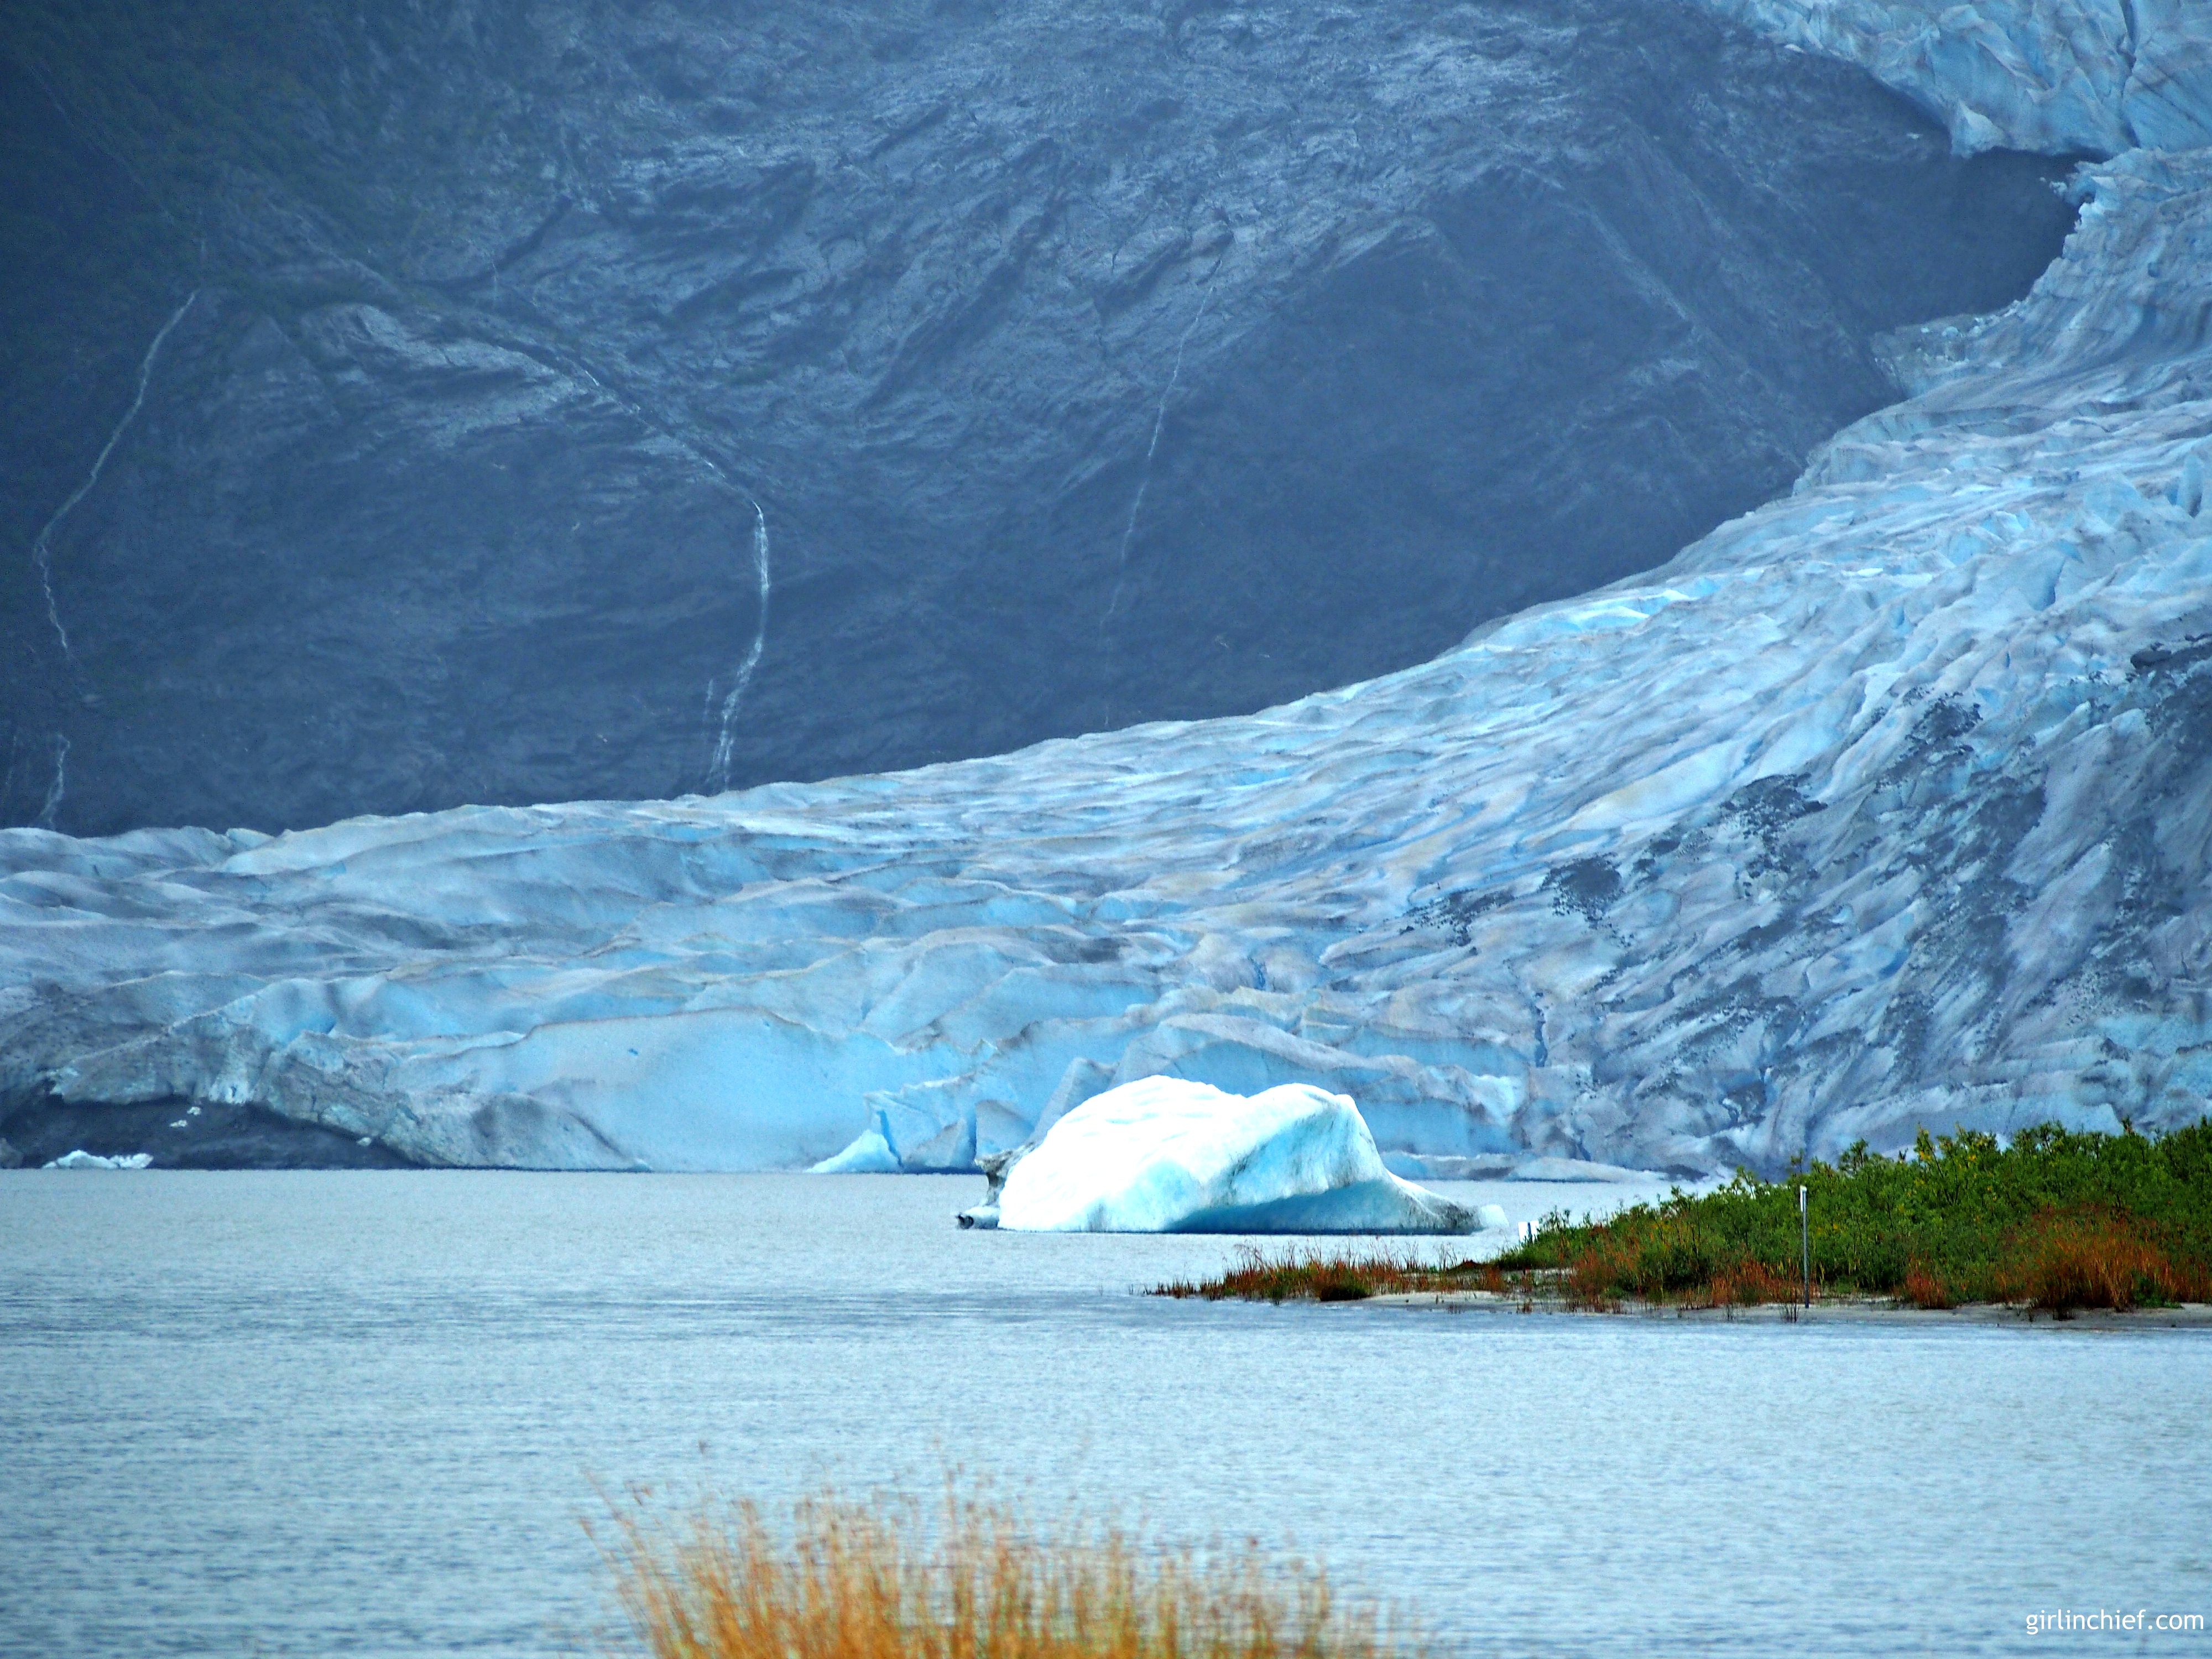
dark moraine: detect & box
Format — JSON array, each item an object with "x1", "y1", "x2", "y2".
[
  {"x1": 0, "y1": 1092, "x2": 418, "y2": 1170},
  {"x1": 1, "y1": 0, "x2": 2074, "y2": 836}
]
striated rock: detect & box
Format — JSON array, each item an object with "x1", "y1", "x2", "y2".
[{"x1": 0, "y1": 0, "x2": 2072, "y2": 834}]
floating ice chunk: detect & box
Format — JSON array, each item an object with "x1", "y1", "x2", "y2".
[
  {"x1": 810, "y1": 1125, "x2": 902, "y2": 1173},
  {"x1": 1509, "y1": 1156, "x2": 1658, "y2": 1183},
  {"x1": 986, "y1": 1078, "x2": 1478, "y2": 1233},
  {"x1": 43, "y1": 1150, "x2": 153, "y2": 1170},
  {"x1": 1383, "y1": 1152, "x2": 1519, "y2": 1180}
]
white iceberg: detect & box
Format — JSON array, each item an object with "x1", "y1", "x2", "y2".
[
  {"x1": 972, "y1": 1078, "x2": 1481, "y2": 1233},
  {"x1": 43, "y1": 1150, "x2": 154, "y2": 1170}
]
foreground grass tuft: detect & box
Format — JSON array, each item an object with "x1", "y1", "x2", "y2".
[
  {"x1": 597, "y1": 1481, "x2": 1415, "y2": 1659},
  {"x1": 1155, "y1": 1121, "x2": 2212, "y2": 1314}
]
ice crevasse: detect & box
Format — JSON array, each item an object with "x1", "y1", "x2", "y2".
[{"x1": 3, "y1": 2, "x2": 2212, "y2": 1175}]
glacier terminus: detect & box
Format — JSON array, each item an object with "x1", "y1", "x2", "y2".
[{"x1": 4, "y1": 1, "x2": 2211, "y2": 1180}]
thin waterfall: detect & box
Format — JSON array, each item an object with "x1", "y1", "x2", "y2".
[
  {"x1": 32, "y1": 290, "x2": 200, "y2": 664},
  {"x1": 36, "y1": 735, "x2": 69, "y2": 830},
  {"x1": 707, "y1": 499, "x2": 771, "y2": 793},
  {"x1": 1101, "y1": 255, "x2": 1223, "y2": 630},
  {"x1": 550, "y1": 351, "x2": 771, "y2": 796}
]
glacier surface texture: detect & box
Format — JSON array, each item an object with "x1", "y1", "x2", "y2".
[
  {"x1": 958, "y1": 1078, "x2": 1480, "y2": 1234},
  {"x1": 3, "y1": 2, "x2": 2210, "y2": 1175}
]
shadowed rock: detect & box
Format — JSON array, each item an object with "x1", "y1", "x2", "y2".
[{"x1": 0, "y1": 0, "x2": 2072, "y2": 833}]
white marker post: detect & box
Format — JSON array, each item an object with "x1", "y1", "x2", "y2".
[{"x1": 1799, "y1": 1184, "x2": 1810, "y2": 1309}]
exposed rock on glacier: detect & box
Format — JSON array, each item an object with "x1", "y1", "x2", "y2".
[
  {"x1": 964, "y1": 1079, "x2": 1479, "y2": 1234},
  {"x1": 2, "y1": 4, "x2": 2209, "y2": 1176}
]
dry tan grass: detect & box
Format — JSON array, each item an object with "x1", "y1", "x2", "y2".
[{"x1": 596, "y1": 1482, "x2": 1412, "y2": 1659}]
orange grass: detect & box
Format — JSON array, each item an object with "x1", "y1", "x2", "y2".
[
  {"x1": 1154, "y1": 1245, "x2": 1449, "y2": 1303},
  {"x1": 1563, "y1": 1242, "x2": 1623, "y2": 1312},
  {"x1": 1994, "y1": 1207, "x2": 2212, "y2": 1313},
  {"x1": 1699, "y1": 1258, "x2": 1800, "y2": 1308},
  {"x1": 596, "y1": 1483, "x2": 1413, "y2": 1659},
  {"x1": 1899, "y1": 1261, "x2": 1958, "y2": 1310}
]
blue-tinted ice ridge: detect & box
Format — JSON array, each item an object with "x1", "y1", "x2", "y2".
[{"x1": 1697, "y1": 0, "x2": 2211, "y2": 158}]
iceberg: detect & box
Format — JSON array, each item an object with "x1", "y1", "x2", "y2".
[
  {"x1": 41, "y1": 1150, "x2": 153, "y2": 1170},
  {"x1": 969, "y1": 1078, "x2": 1482, "y2": 1233}
]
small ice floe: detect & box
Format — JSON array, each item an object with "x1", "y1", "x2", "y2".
[
  {"x1": 1506, "y1": 1155, "x2": 1653, "y2": 1183},
  {"x1": 1383, "y1": 1150, "x2": 1659, "y2": 1183},
  {"x1": 170, "y1": 1119, "x2": 189, "y2": 1130},
  {"x1": 44, "y1": 1150, "x2": 154, "y2": 1170},
  {"x1": 960, "y1": 1077, "x2": 1486, "y2": 1233},
  {"x1": 807, "y1": 1125, "x2": 901, "y2": 1173}
]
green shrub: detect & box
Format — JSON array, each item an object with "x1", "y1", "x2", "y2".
[
  {"x1": 1494, "y1": 1120, "x2": 2212, "y2": 1308},
  {"x1": 1158, "y1": 1121, "x2": 2212, "y2": 1311}
]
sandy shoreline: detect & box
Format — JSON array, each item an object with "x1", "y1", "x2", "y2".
[{"x1": 1358, "y1": 1292, "x2": 2212, "y2": 1329}]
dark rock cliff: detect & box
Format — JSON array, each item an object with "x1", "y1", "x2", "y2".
[{"x1": 2, "y1": 0, "x2": 2073, "y2": 834}]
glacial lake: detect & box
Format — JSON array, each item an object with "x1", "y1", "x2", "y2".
[{"x1": 2, "y1": 1172, "x2": 2207, "y2": 1658}]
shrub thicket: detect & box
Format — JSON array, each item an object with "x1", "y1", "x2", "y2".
[
  {"x1": 1156, "y1": 1122, "x2": 2212, "y2": 1313},
  {"x1": 1497, "y1": 1122, "x2": 2212, "y2": 1311}
]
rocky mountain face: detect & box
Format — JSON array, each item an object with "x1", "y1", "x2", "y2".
[{"x1": 1, "y1": 0, "x2": 2074, "y2": 836}]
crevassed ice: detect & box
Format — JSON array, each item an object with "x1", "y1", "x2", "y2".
[
  {"x1": 4, "y1": 12, "x2": 2211, "y2": 1176},
  {"x1": 1696, "y1": 0, "x2": 2211, "y2": 157}
]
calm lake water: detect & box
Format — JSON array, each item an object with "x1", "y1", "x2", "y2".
[{"x1": 2, "y1": 1172, "x2": 2207, "y2": 1658}]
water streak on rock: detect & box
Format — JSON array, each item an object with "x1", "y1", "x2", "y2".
[
  {"x1": 708, "y1": 500, "x2": 772, "y2": 794},
  {"x1": 30, "y1": 290, "x2": 199, "y2": 666},
  {"x1": 1103, "y1": 254, "x2": 1223, "y2": 632},
  {"x1": 35, "y1": 735, "x2": 67, "y2": 831}
]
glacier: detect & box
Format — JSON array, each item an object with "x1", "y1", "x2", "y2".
[
  {"x1": 1702, "y1": 0, "x2": 2212, "y2": 158},
  {"x1": 959, "y1": 1078, "x2": 1484, "y2": 1234},
  {"x1": 3, "y1": 3, "x2": 2211, "y2": 1176}
]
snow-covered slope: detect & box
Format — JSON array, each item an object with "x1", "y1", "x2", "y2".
[{"x1": 4, "y1": 6, "x2": 2209, "y2": 1175}]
